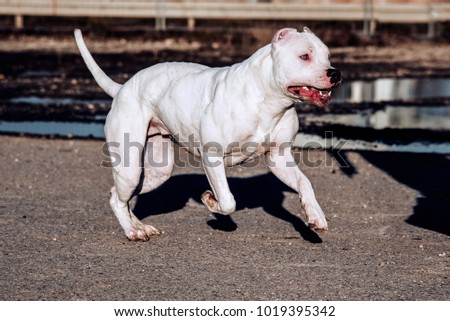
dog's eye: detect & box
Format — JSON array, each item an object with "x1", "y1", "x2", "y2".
[{"x1": 299, "y1": 54, "x2": 309, "y2": 61}]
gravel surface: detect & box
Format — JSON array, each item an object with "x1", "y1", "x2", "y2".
[{"x1": 1, "y1": 136, "x2": 448, "y2": 300}]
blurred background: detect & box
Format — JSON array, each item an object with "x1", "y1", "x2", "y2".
[{"x1": 0, "y1": 0, "x2": 449, "y2": 154}]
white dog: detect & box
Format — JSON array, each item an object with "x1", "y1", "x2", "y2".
[{"x1": 74, "y1": 27, "x2": 341, "y2": 241}]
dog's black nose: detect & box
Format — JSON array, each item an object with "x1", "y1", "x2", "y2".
[{"x1": 327, "y1": 68, "x2": 342, "y2": 86}]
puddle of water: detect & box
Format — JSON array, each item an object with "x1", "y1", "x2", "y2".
[
  {"x1": 8, "y1": 78, "x2": 449, "y2": 107},
  {"x1": 294, "y1": 133, "x2": 450, "y2": 154},
  {"x1": 2, "y1": 77, "x2": 449, "y2": 154},
  {"x1": 302, "y1": 106, "x2": 450, "y2": 130},
  {"x1": 2, "y1": 118, "x2": 449, "y2": 154},
  {"x1": 298, "y1": 104, "x2": 450, "y2": 154},
  {"x1": 333, "y1": 77, "x2": 450, "y2": 103},
  {"x1": 0, "y1": 120, "x2": 105, "y2": 139},
  {"x1": 19, "y1": 71, "x2": 63, "y2": 78},
  {"x1": 10, "y1": 96, "x2": 110, "y2": 106}
]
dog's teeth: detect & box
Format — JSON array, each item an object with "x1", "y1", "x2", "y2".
[
  {"x1": 319, "y1": 91, "x2": 323, "y2": 95},
  {"x1": 302, "y1": 86, "x2": 309, "y2": 91},
  {"x1": 327, "y1": 91, "x2": 332, "y2": 96}
]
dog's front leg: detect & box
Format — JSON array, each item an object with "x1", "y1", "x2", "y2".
[
  {"x1": 200, "y1": 154, "x2": 236, "y2": 215},
  {"x1": 266, "y1": 147, "x2": 328, "y2": 231}
]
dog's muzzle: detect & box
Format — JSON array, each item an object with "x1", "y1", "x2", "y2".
[
  {"x1": 287, "y1": 69, "x2": 342, "y2": 107},
  {"x1": 327, "y1": 68, "x2": 342, "y2": 87}
]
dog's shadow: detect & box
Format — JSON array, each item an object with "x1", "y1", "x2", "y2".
[{"x1": 133, "y1": 172, "x2": 322, "y2": 243}]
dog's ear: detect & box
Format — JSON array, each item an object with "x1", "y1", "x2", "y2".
[
  {"x1": 272, "y1": 28, "x2": 297, "y2": 44},
  {"x1": 303, "y1": 26, "x2": 314, "y2": 34}
]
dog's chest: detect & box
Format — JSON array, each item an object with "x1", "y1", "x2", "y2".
[{"x1": 222, "y1": 131, "x2": 272, "y2": 166}]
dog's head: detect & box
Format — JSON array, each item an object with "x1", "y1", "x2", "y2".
[{"x1": 271, "y1": 27, "x2": 341, "y2": 107}]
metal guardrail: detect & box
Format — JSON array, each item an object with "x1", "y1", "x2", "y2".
[
  {"x1": 1, "y1": 1, "x2": 364, "y2": 20},
  {"x1": 1, "y1": 1, "x2": 449, "y2": 34}
]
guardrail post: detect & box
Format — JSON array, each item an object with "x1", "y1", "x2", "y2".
[
  {"x1": 363, "y1": 0, "x2": 375, "y2": 36},
  {"x1": 427, "y1": 4, "x2": 437, "y2": 39},
  {"x1": 155, "y1": 0, "x2": 167, "y2": 31},
  {"x1": 187, "y1": 17, "x2": 195, "y2": 31},
  {"x1": 15, "y1": 15, "x2": 24, "y2": 29}
]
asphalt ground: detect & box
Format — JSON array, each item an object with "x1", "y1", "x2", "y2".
[{"x1": 1, "y1": 136, "x2": 448, "y2": 300}]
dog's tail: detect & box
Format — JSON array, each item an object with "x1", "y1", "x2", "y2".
[{"x1": 74, "y1": 29, "x2": 122, "y2": 98}]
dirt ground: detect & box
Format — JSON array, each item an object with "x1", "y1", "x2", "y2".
[
  {"x1": 2, "y1": 32, "x2": 450, "y2": 79},
  {"x1": 1, "y1": 32, "x2": 450, "y2": 122},
  {"x1": 1, "y1": 136, "x2": 449, "y2": 300},
  {"x1": 1, "y1": 29, "x2": 449, "y2": 300}
]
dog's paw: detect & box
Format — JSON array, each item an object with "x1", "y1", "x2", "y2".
[
  {"x1": 201, "y1": 191, "x2": 220, "y2": 213},
  {"x1": 201, "y1": 190, "x2": 221, "y2": 213},
  {"x1": 201, "y1": 190, "x2": 236, "y2": 214},
  {"x1": 127, "y1": 224, "x2": 160, "y2": 242},
  {"x1": 302, "y1": 203, "x2": 328, "y2": 232}
]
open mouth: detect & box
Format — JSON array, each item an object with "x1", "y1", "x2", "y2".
[{"x1": 288, "y1": 86, "x2": 332, "y2": 107}]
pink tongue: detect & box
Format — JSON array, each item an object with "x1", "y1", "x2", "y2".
[
  {"x1": 298, "y1": 87, "x2": 320, "y2": 99},
  {"x1": 309, "y1": 88, "x2": 321, "y2": 100},
  {"x1": 288, "y1": 86, "x2": 330, "y2": 106}
]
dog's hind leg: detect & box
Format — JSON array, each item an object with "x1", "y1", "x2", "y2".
[
  {"x1": 105, "y1": 98, "x2": 163, "y2": 241},
  {"x1": 138, "y1": 134, "x2": 174, "y2": 196}
]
